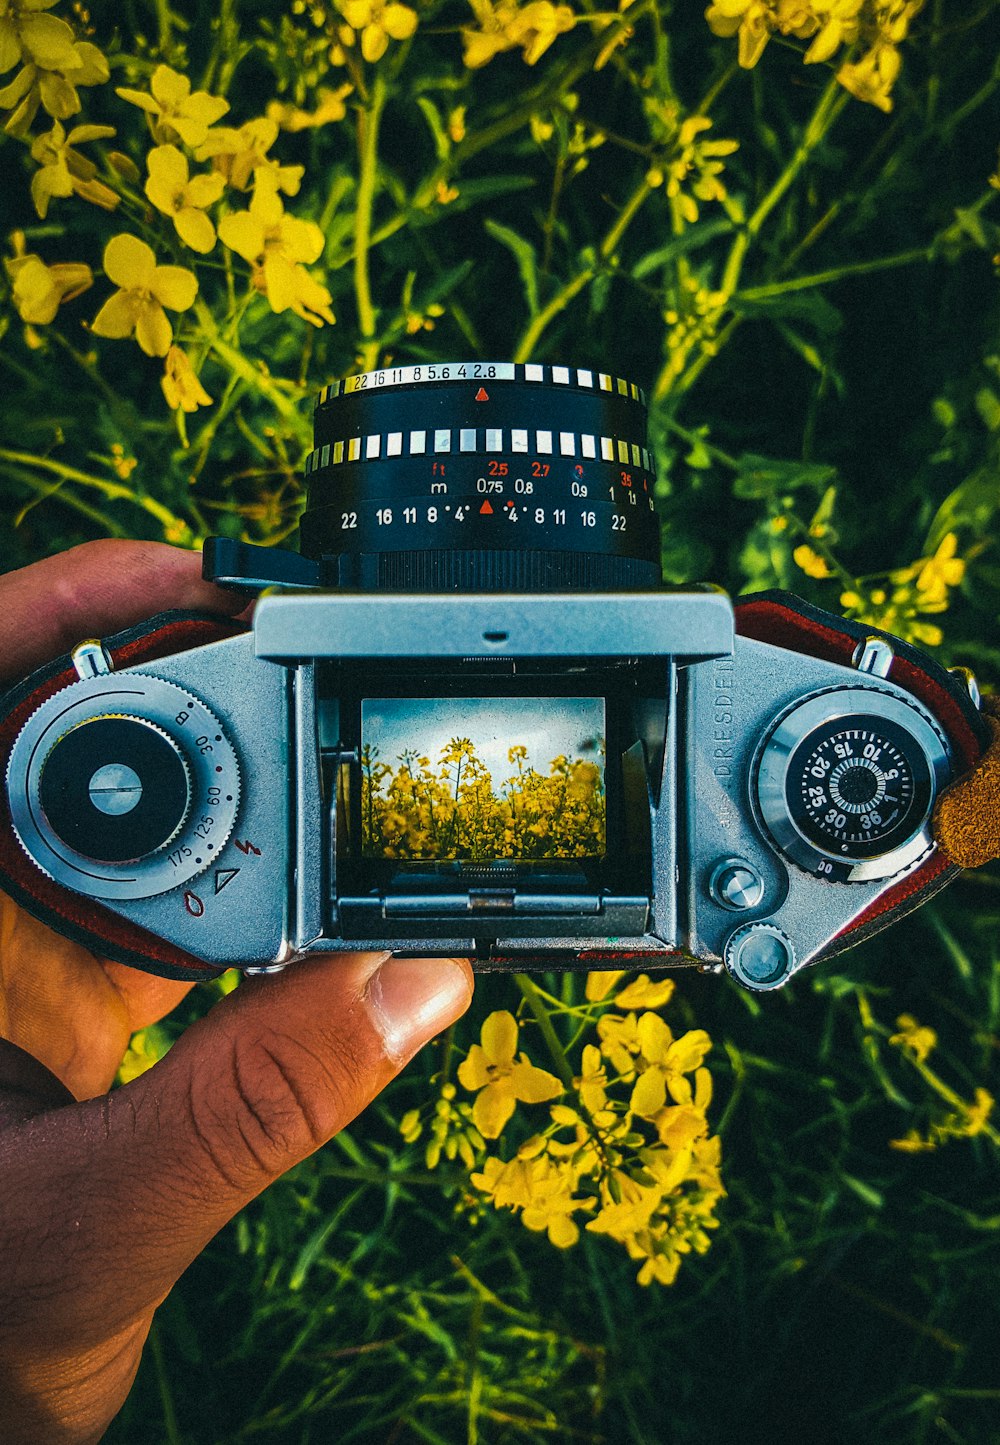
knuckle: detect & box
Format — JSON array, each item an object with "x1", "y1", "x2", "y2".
[{"x1": 183, "y1": 1024, "x2": 374, "y2": 1193}]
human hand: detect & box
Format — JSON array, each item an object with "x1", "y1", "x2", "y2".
[{"x1": 0, "y1": 541, "x2": 474, "y2": 1444}]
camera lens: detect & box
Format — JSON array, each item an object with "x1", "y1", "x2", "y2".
[{"x1": 301, "y1": 362, "x2": 661, "y2": 591}]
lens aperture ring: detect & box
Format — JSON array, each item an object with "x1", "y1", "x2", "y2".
[{"x1": 316, "y1": 361, "x2": 646, "y2": 406}]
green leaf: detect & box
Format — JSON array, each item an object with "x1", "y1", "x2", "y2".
[
  {"x1": 416, "y1": 96, "x2": 450, "y2": 161},
  {"x1": 732, "y1": 288, "x2": 844, "y2": 336},
  {"x1": 926, "y1": 463, "x2": 1000, "y2": 550},
  {"x1": 974, "y1": 386, "x2": 1000, "y2": 432},
  {"x1": 630, "y1": 217, "x2": 734, "y2": 280},
  {"x1": 733, "y1": 453, "x2": 839, "y2": 500},
  {"x1": 484, "y1": 218, "x2": 539, "y2": 317}
]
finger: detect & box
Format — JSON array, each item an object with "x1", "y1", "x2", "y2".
[
  {"x1": 0, "y1": 540, "x2": 247, "y2": 685},
  {"x1": 0, "y1": 952, "x2": 472, "y2": 1347},
  {"x1": 0, "y1": 1039, "x2": 75, "y2": 1129},
  {"x1": 0, "y1": 893, "x2": 192, "y2": 1099}
]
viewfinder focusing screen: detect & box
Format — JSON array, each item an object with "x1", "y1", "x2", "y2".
[{"x1": 360, "y1": 697, "x2": 606, "y2": 861}]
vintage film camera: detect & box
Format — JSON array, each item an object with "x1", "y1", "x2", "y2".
[{"x1": 0, "y1": 364, "x2": 990, "y2": 991}]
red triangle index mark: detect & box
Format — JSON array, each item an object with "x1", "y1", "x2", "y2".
[
  {"x1": 479, "y1": 500, "x2": 494, "y2": 514},
  {"x1": 475, "y1": 387, "x2": 489, "y2": 402}
]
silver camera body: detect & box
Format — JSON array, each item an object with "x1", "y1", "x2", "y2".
[{"x1": 4, "y1": 586, "x2": 961, "y2": 992}]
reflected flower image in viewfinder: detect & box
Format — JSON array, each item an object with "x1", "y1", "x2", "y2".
[{"x1": 360, "y1": 697, "x2": 606, "y2": 860}]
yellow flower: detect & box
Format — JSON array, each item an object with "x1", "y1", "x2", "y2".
[
  {"x1": 575, "y1": 1043, "x2": 608, "y2": 1114},
  {"x1": 335, "y1": 0, "x2": 417, "y2": 62},
  {"x1": 218, "y1": 186, "x2": 335, "y2": 327},
  {"x1": 0, "y1": 0, "x2": 76, "y2": 78},
  {"x1": 889, "y1": 1128, "x2": 936, "y2": 1153},
  {"x1": 705, "y1": 0, "x2": 786, "y2": 69},
  {"x1": 888, "y1": 1012, "x2": 937, "y2": 1065},
  {"x1": 520, "y1": 1157, "x2": 592, "y2": 1247},
  {"x1": 5, "y1": 250, "x2": 92, "y2": 323},
  {"x1": 472, "y1": 1152, "x2": 593, "y2": 1246},
  {"x1": 462, "y1": 0, "x2": 576, "y2": 69},
  {"x1": 91, "y1": 234, "x2": 198, "y2": 358},
  {"x1": 803, "y1": 0, "x2": 862, "y2": 63},
  {"x1": 145, "y1": 144, "x2": 224, "y2": 253},
  {"x1": 706, "y1": 0, "x2": 914, "y2": 110},
  {"x1": 0, "y1": 32, "x2": 108, "y2": 135},
  {"x1": 29, "y1": 118, "x2": 117, "y2": 219},
  {"x1": 655, "y1": 114, "x2": 738, "y2": 228},
  {"x1": 196, "y1": 116, "x2": 304, "y2": 196},
  {"x1": 793, "y1": 543, "x2": 833, "y2": 579},
  {"x1": 628, "y1": 1014, "x2": 713, "y2": 1113},
  {"x1": 457, "y1": 1009, "x2": 562, "y2": 1138},
  {"x1": 470, "y1": 1153, "x2": 536, "y2": 1208},
  {"x1": 266, "y1": 84, "x2": 353, "y2": 132},
  {"x1": 116, "y1": 63, "x2": 229, "y2": 147},
  {"x1": 916, "y1": 532, "x2": 965, "y2": 606},
  {"x1": 587, "y1": 1172, "x2": 663, "y2": 1241},
  {"x1": 585, "y1": 969, "x2": 625, "y2": 1001},
  {"x1": 614, "y1": 974, "x2": 676, "y2": 1010},
  {"x1": 963, "y1": 1087, "x2": 994, "y2": 1137},
  {"x1": 597, "y1": 1010, "x2": 643, "y2": 1076},
  {"x1": 837, "y1": 40, "x2": 902, "y2": 112},
  {"x1": 161, "y1": 345, "x2": 212, "y2": 412}
]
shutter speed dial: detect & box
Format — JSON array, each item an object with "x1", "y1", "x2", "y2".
[{"x1": 7, "y1": 671, "x2": 241, "y2": 900}]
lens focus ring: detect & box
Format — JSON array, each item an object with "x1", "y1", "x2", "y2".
[{"x1": 302, "y1": 362, "x2": 661, "y2": 591}]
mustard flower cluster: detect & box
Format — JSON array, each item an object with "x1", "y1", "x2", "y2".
[
  {"x1": 838, "y1": 532, "x2": 967, "y2": 647},
  {"x1": 705, "y1": 0, "x2": 924, "y2": 112},
  {"x1": 886, "y1": 1012, "x2": 998, "y2": 1153},
  {"x1": 405, "y1": 976, "x2": 724, "y2": 1287},
  {"x1": 2, "y1": 0, "x2": 343, "y2": 418},
  {"x1": 646, "y1": 113, "x2": 739, "y2": 230},
  {"x1": 0, "y1": 0, "x2": 108, "y2": 134},
  {"x1": 462, "y1": 0, "x2": 577, "y2": 69}
]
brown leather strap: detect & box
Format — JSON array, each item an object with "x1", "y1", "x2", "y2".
[{"x1": 933, "y1": 698, "x2": 1000, "y2": 868}]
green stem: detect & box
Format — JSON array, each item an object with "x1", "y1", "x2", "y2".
[
  {"x1": 736, "y1": 247, "x2": 932, "y2": 301},
  {"x1": 6, "y1": 463, "x2": 126, "y2": 535},
  {"x1": 149, "y1": 1320, "x2": 182, "y2": 1445},
  {"x1": 514, "y1": 174, "x2": 655, "y2": 360},
  {"x1": 514, "y1": 974, "x2": 574, "y2": 1088},
  {"x1": 354, "y1": 76, "x2": 387, "y2": 370},
  {"x1": 0, "y1": 448, "x2": 189, "y2": 534},
  {"x1": 195, "y1": 300, "x2": 301, "y2": 421},
  {"x1": 653, "y1": 74, "x2": 848, "y2": 404},
  {"x1": 154, "y1": 0, "x2": 172, "y2": 53}
]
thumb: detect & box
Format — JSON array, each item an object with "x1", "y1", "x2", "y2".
[{"x1": 3, "y1": 952, "x2": 472, "y2": 1348}]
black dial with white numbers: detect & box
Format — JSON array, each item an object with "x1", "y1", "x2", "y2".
[
  {"x1": 755, "y1": 685, "x2": 951, "y2": 884},
  {"x1": 784, "y1": 715, "x2": 932, "y2": 862}
]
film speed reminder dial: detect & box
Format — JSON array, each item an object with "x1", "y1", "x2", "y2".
[
  {"x1": 755, "y1": 687, "x2": 951, "y2": 883},
  {"x1": 7, "y1": 671, "x2": 241, "y2": 901}
]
